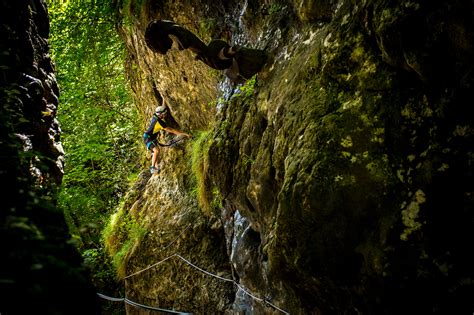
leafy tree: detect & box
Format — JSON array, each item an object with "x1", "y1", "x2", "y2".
[{"x1": 47, "y1": 0, "x2": 139, "y2": 310}]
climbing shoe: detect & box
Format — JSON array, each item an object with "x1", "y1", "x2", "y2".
[{"x1": 149, "y1": 166, "x2": 160, "y2": 174}]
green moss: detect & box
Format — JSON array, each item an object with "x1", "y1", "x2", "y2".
[
  {"x1": 232, "y1": 75, "x2": 257, "y2": 100},
  {"x1": 198, "y1": 18, "x2": 217, "y2": 40},
  {"x1": 102, "y1": 205, "x2": 147, "y2": 278},
  {"x1": 210, "y1": 186, "x2": 223, "y2": 211},
  {"x1": 190, "y1": 130, "x2": 213, "y2": 214},
  {"x1": 269, "y1": 3, "x2": 283, "y2": 15}
]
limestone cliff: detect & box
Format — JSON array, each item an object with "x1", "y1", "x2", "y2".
[{"x1": 112, "y1": 0, "x2": 473, "y2": 314}]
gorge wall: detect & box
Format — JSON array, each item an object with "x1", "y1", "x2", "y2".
[
  {"x1": 0, "y1": 0, "x2": 99, "y2": 313},
  {"x1": 113, "y1": 0, "x2": 473, "y2": 314}
]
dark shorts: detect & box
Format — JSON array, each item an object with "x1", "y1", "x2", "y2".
[{"x1": 146, "y1": 139, "x2": 158, "y2": 151}]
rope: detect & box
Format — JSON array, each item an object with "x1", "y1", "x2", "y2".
[
  {"x1": 96, "y1": 292, "x2": 124, "y2": 302},
  {"x1": 124, "y1": 254, "x2": 176, "y2": 279},
  {"x1": 124, "y1": 224, "x2": 192, "y2": 279},
  {"x1": 175, "y1": 254, "x2": 234, "y2": 283},
  {"x1": 96, "y1": 293, "x2": 191, "y2": 314},
  {"x1": 125, "y1": 253, "x2": 290, "y2": 314},
  {"x1": 121, "y1": 223, "x2": 289, "y2": 313},
  {"x1": 175, "y1": 254, "x2": 290, "y2": 314},
  {"x1": 124, "y1": 298, "x2": 192, "y2": 314}
]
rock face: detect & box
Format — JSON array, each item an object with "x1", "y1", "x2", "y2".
[
  {"x1": 0, "y1": 0, "x2": 99, "y2": 313},
  {"x1": 116, "y1": 0, "x2": 473, "y2": 314}
]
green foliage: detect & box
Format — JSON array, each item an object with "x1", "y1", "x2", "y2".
[
  {"x1": 189, "y1": 130, "x2": 224, "y2": 215},
  {"x1": 210, "y1": 186, "x2": 223, "y2": 210},
  {"x1": 83, "y1": 247, "x2": 125, "y2": 314},
  {"x1": 269, "y1": 3, "x2": 283, "y2": 15},
  {"x1": 198, "y1": 18, "x2": 217, "y2": 40},
  {"x1": 190, "y1": 130, "x2": 213, "y2": 213},
  {"x1": 242, "y1": 153, "x2": 255, "y2": 167},
  {"x1": 47, "y1": 0, "x2": 140, "y2": 299},
  {"x1": 83, "y1": 247, "x2": 119, "y2": 290},
  {"x1": 232, "y1": 75, "x2": 257, "y2": 99},
  {"x1": 212, "y1": 76, "x2": 257, "y2": 112},
  {"x1": 103, "y1": 206, "x2": 147, "y2": 278},
  {"x1": 48, "y1": 0, "x2": 140, "y2": 245}
]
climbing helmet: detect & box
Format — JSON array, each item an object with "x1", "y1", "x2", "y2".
[{"x1": 155, "y1": 105, "x2": 167, "y2": 115}]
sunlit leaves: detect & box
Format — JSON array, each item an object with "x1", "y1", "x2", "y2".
[{"x1": 47, "y1": 0, "x2": 140, "y2": 248}]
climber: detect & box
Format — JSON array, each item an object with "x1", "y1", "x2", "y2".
[
  {"x1": 144, "y1": 19, "x2": 268, "y2": 84},
  {"x1": 143, "y1": 97, "x2": 191, "y2": 174}
]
